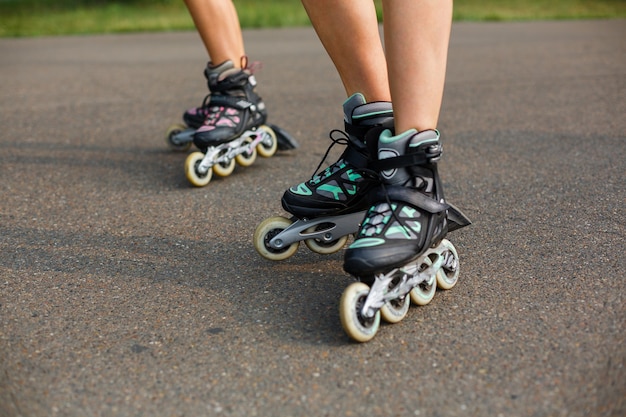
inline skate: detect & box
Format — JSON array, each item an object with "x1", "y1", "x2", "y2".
[
  {"x1": 253, "y1": 93, "x2": 393, "y2": 260},
  {"x1": 183, "y1": 60, "x2": 295, "y2": 187},
  {"x1": 339, "y1": 128, "x2": 471, "y2": 342},
  {"x1": 165, "y1": 60, "x2": 298, "y2": 161}
]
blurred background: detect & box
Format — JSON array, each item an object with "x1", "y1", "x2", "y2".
[{"x1": 1, "y1": 0, "x2": 625, "y2": 38}]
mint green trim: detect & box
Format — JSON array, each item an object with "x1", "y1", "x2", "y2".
[
  {"x1": 409, "y1": 130, "x2": 440, "y2": 148},
  {"x1": 344, "y1": 184, "x2": 358, "y2": 196},
  {"x1": 385, "y1": 225, "x2": 413, "y2": 239},
  {"x1": 401, "y1": 206, "x2": 416, "y2": 217},
  {"x1": 379, "y1": 128, "x2": 418, "y2": 144},
  {"x1": 349, "y1": 237, "x2": 385, "y2": 249},
  {"x1": 352, "y1": 109, "x2": 393, "y2": 120},
  {"x1": 343, "y1": 92, "x2": 366, "y2": 106},
  {"x1": 289, "y1": 183, "x2": 312, "y2": 196},
  {"x1": 345, "y1": 170, "x2": 362, "y2": 182}
]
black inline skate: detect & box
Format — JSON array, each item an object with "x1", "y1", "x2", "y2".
[
  {"x1": 253, "y1": 93, "x2": 393, "y2": 260},
  {"x1": 183, "y1": 60, "x2": 296, "y2": 187},
  {"x1": 339, "y1": 128, "x2": 471, "y2": 342},
  {"x1": 165, "y1": 60, "x2": 298, "y2": 159}
]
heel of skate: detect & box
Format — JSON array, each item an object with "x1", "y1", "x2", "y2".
[{"x1": 267, "y1": 123, "x2": 299, "y2": 151}]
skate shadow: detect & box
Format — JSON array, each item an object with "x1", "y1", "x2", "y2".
[{"x1": 0, "y1": 223, "x2": 353, "y2": 346}]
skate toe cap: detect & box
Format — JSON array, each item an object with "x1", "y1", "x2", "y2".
[
  {"x1": 343, "y1": 243, "x2": 418, "y2": 276},
  {"x1": 280, "y1": 192, "x2": 351, "y2": 218},
  {"x1": 193, "y1": 127, "x2": 234, "y2": 147}
]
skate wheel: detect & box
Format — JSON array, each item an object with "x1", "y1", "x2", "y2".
[
  {"x1": 409, "y1": 257, "x2": 437, "y2": 306},
  {"x1": 165, "y1": 123, "x2": 192, "y2": 151},
  {"x1": 235, "y1": 136, "x2": 257, "y2": 167},
  {"x1": 212, "y1": 148, "x2": 236, "y2": 177},
  {"x1": 435, "y1": 239, "x2": 460, "y2": 290},
  {"x1": 339, "y1": 282, "x2": 380, "y2": 343},
  {"x1": 185, "y1": 151, "x2": 212, "y2": 187},
  {"x1": 380, "y1": 295, "x2": 410, "y2": 324},
  {"x1": 253, "y1": 216, "x2": 299, "y2": 261},
  {"x1": 256, "y1": 125, "x2": 278, "y2": 158},
  {"x1": 304, "y1": 223, "x2": 348, "y2": 254}
]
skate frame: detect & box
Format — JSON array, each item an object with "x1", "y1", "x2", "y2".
[
  {"x1": 360, "y1": 241, "x2": 453, "y2": 319},
  {"x1": 169, "y1": 127, "x2": 195, "y2": 147},
  {"x1": 195, "y1": 128, "x2": 274, "y2": 175},
  {"x1": 266, "y1": 211, "x2": 366, "y2": 251},
  {"x1": 169, "y1": 123, "x2": 297, "y2": 151}
]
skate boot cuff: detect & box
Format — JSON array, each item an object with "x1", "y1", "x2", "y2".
[
  {"x1": 344, "y1": 117, "x2": 393, "y2": 140},
  {"x1": 205, "y1": 61, "x2": 235, "y2": 89},
  {"x1": 210, "y1": 71, "x2": 254, "y2": 94},
  {"x1": 369, "y1": 148, "x2": 441, "y2": 173}
]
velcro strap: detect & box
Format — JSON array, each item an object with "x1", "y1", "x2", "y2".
[
  {"x1": 341, "y1": 144, "x2": 369, "y2": 168},
  {"x1": 209, "y1": 95, "x2": 253, "y2": 110},
  {"x1": 369, "y1": 153, "x2": 432, "y2": 172},
  {"x1": 373, "y1": 185, "x2": 449, "y2": 214},
  {"x1": 344, "y1": 122, "x2": 372, "y2": 139}
]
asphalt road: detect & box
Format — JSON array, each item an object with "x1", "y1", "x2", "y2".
[{"x1": 1, "y1": 20, "x2": 624, "y2": 417}]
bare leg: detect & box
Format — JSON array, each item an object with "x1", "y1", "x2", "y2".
[
  {"x1": 301, "y1": 0, "x2": 390, "y2": 102},
  {"x1": 383, "y1": 0, "x2": 453, "y2": 132},
  {"x1": 184, "y1": 0, "x2": 246, "y2": 67}
]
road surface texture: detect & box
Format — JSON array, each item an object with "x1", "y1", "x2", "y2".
[{"x1": 0, "y1": 20, "x2": 624, "y2": 417}]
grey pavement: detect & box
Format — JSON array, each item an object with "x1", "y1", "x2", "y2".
[{"x1": 0, "y1": 20, "x2": 624, "y2": 417}]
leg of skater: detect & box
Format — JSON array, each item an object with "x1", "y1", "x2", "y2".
[
  {"x1": 281, "y1": 0, "x2": 394, "y2": 219},
  {"x1": 383, "y1": 0, "x2": 453, "y2": 132},
  {"x1": 300, "y1": 0, "x2": 389, "y2": 102},
  {"x1": 183, "y1": 0, "x2": 245, "y2": 68}
]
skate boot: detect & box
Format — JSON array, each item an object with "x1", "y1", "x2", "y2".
[
  {"x1": 339, "y1": 128, "x2": 471, "y2": 342},
  {"x1": 253, "y1": 93, "x2": 393, "y2": 261},
  {"x1": 192, "y1": 60, "x2": 267, "y2": 149},
  {"x1": 167, "y1": 61, "x2": 299, "y2": 152},
  {"x1": 184, "y1": 60, "x2": 279, "y2": 187}
]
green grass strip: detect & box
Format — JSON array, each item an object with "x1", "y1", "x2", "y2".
[{"x1": 1, "y1": 0, "x2": 624, "y2": 37}]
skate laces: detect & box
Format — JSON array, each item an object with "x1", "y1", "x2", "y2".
[
  {"x1": 359, "y1": 193, "x2": 419, "y2": 240},
  {"x1": 308, "y1": 130, "x2": 352, "y2": 185},
  {"x1": 360, "y1": 201, "x2": 395, "y2": 237},
  {"x1": 194, "y1": 94, "x2": 212, "y2": 114}
]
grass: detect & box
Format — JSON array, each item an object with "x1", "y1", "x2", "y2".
[{"x1": 1, "y1": 0, "x2": 625, "y2": 37}]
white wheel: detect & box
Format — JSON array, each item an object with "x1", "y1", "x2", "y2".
[
  {"x1": 435, "y1": 239, "x2": 460, "y2": 290},
  {"x1": 185, "y1": 151, "x2": 212, "y2": 187},
  {"x1": 380, "y1": 295, "x2": 410, "y2": 324},
  {"x1": 165, "y1": 123, "x2": 192, "y2": 151},
  {"x1": 339, "y1": 282, "x2": 380, "y2": 343},
  {"x1": 253, "y1": 216, "x2": 299, "y2": 261},
  {"x1": 304, "y1": 222, "x2": 349, "y2": 254},
  {"x1": 256, "y1": 125, "x2": 278, "y2": 158},
  {"x1": 235, "y1": 136, "x2": 257, "y2": 167},
  {"x1": 409, "y1": 257, "x2": 437, "y2": 306},
  {"x1": 212, "y1": 148, "x2": 236, "y2": 177}
]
